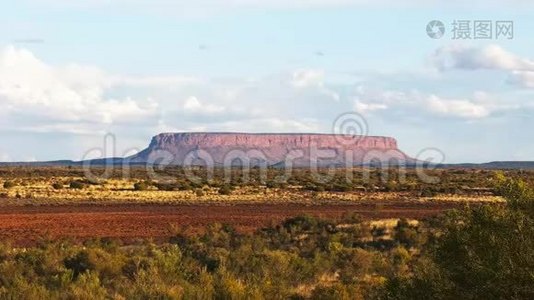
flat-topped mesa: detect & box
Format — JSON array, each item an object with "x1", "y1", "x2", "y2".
[
  {"x1": 131, "y1": 132, "x2": 411, "y2": 167},
  {"x1": 149, "y1": 132, "x2": 398, "y2": 150}
]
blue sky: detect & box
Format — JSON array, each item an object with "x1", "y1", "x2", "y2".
[{"x1": 1, "y1": 1, "x2": 534, "y2": 163}]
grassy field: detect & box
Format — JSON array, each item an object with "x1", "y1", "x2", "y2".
[{"x1": 0, "y1": 166, "x2": 515, "y2": 205}]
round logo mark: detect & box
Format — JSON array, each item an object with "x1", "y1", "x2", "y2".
[
  {"x1": 332, "y1": 112, "x2": 369, "y2": 146},
  {"x1": 426, "y1": 20, "x2": 445, "y2": 39}
]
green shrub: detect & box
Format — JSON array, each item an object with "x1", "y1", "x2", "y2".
[
  {"x1": 332, "y1": 183, "x2": 352, "y2": 192},
  {"x1": 383, "y1": 177, "x2": 534, "y2": 299},
  {"x1": 134, "y1": 182, "x2": 149, "y2": 191},
  {"x1": 64, "y1": 251, "x2": 93, "y2": 278},
  {"x1": 69, "y1": 181, "x2": 86, "y2": 189},
  {"x1": 394, "y1": 219, "x2": 423, "y2": 248},
  {"x1": 178, "y1": 181, "x2": 193, "y2": 191},
  {"x1": 218, "y1": 185, "x2": 233, "y2": 195},
  {"x1": 195, "y1": 189, "x2": 205, "y2": 197},
  {"x1": 419, "y1": 187, "x2": 437, "y2": 197},
  {"x1": 52, "y1": 183, "x2": 63, "y2": 190},
  {"x1": 3, "y1": 181, "x2": 16, "y2": 189}
]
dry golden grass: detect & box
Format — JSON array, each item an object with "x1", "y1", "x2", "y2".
[
  {"x1": 368, "y1": 218, "x2": 419, "y2": 228},
  {"x1": 0, "y1": 176, "x2": 504, "y2": 206}
]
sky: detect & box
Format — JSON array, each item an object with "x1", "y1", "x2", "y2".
[{"x1": 1, "y1": 0, "x2": 534, "y2": 163}]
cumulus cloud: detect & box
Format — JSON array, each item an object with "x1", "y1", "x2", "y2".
[
  {"x1": 2, "y1": 44, "x2": 528, "y2": 141},
  {"x1": 212, "y1": 118, "x2": 321, "y2": 133},
  {"x1": 353, "y1": 87, "x2": 501, "y2": 120},
  {"x1": 0, "y1": 46, "x2": 159, "y2": 133},
  {"x1": 432, "y1": 44, "x2": 534, "y2": 88},
  {"x1": 291, "y1": 69, "x2": 324, "y2": 88},
  {"x1": 183, "y1": 96, "x2": 225, "y2": 114},
  {"x1": 0, "y1": 46, "x2": 347, "y2": 140},
  {"x1": 288, "y1": 69, "x2": 340, "y2": 101},
  {"x1": 426, "y1": 95, "x2": 490, "y2": 119},
  {"x1": 509, "y1": 71, "x2": 534, "y2": 88},
  {"x1": 432, "y1": 44, "x2": 534, "y2": 71},
  {"x1": 354, "y1": 102, "x2": 388, "y2": 113},
  {"x1": 3, "y1": 44, "x2": 533, "y2": 164}
]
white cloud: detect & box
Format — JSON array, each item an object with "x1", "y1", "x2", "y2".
[
  {"x1": 0, "y1": 45, "x2": 348, "y2": 140},
  {"x1": 509, "y1": 71, "x2": 534, "y2": 88},
  {"x1": 289, "y1": 69, "x2": 340, "y2": 101},
  {"x1": 1, "y1": 44, "x2": 528, "y2": 138},
  {"x1": 354, "y1": 102, "x2": 388, "y2": 113},
  {"x1": 353, "y1": 86, "x2": 503, "y2": 120},
  {"x1": 432, "y1": 44, "x2": 534, "y2": 72},
  {"x1": 426, "y1": 95, "x2": 490, "y2": 119},
  {"x1": 3, "y1": 44, "x2": 534, "y2": 164},
  {"x1": 432, "y1": 44, "x2": 534, "y2": 89},
  {"x1": 183, "y1": 96, "x2": 225, "y2": 114},
  {"x1": 291, "y1": 69, "x2": 324, "y2": 88},
  {"x1": 214, "y1": 118, "x2": 321, "y2": 133},
  {"x1": 0, "y1": 46, "x2": 159, "y2": 133}
]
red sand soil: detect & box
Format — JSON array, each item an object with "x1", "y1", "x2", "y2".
[{"x1": 0, "y1": 202, "x2": 462, "y2": 246}]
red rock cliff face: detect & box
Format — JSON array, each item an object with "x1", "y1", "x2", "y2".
[{"x1": 130, "y1": 132, "x2": 412, "y2": 167}]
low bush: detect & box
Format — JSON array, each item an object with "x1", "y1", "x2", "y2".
[
  {"x1": 195, "y1": 189, "x2": 205, "y2": 197},
  {"x1": 3, "y1": 181, "x2": 16, "y2": 189},
  {"x1": 419, "y1": 187, "x2": 437, "y2": 197},
  {"x1": 133, "y1": 182, "x2": 149, "y2": 191},
  {"x1": 69, "y1": 181, "x2": 87, "y2": 189},
  {"x1": 218, "y1": 184, "x2": 234, "y2": 195},
  {"x1": 52, "y1": 183, "x2": 63, "y2": 190},
  {"x1": 155, "y1": 182, "x2": 179, "y2": 191}
]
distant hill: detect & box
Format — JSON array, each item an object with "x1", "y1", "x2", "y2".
[
  {"x1": 0, "y1": 133, "x2": 532, "y2": 169},
  {"x1": 126, "y1": 132, "x2": 414, "y2": 167},
  {"x1": 440, "y1": 161, "x2": 534, "y2": 170}
]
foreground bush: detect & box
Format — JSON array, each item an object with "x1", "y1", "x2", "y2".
[
  {"x1": 0, "y1": 212, "x2": 395, "y2": 299},
  {"x1": 382, "y1": 175, "x2": 534, "y2": 299}
]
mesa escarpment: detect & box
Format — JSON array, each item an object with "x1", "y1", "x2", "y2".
[{"x1": 129, "y1": 132, "x2": 413, "y2": 167}]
